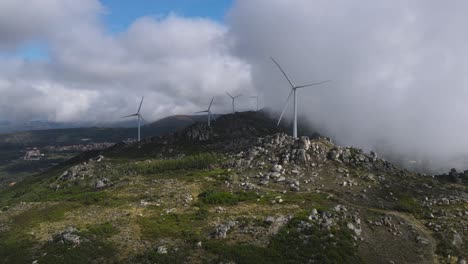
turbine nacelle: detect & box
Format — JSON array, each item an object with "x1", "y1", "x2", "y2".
[{"x1": 226, "y1": 92, "x2": 241, "y2": 114}]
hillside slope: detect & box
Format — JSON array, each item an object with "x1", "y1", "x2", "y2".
[{"x1": 0, "y1": 112, "x2": 466, "y2": 264}]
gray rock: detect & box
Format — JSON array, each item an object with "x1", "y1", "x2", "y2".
[
  {"x1": 157, "y1": 246, "x2": 168, "y2": 254},
  {"x1": 276, "y1": 176, "x2": 286, "y2": 182},
  {"x1": 452, "y1": 233, "x2": 463, "y2": 248},
  {"x1": 442, "y1": 198, "x2": 450, "y2": 205},
  {"x1": 265, "y1": 216, "x2": 275, "y2": 224},
  {"x1": 212, "y1": 221, "x2": 237, "y2": 239},
  {"x1": 54, "y1": 227, "x2": 81, "y2": 245},
  {"x1": 95, "y1": 180, "x2": 106, "y2": 189},
  {"x1": 296, "y1": 149, "x2": 308, "y2": 162},
  {"x1": 271, "y1": 172, "x2": 281, "y2": 178},
  {"x1": 458, "y1": 257, "x2": 466, "y2": 264},
  {"x1": 271, "y1": 164, "x2": 283, "y2": 173}
]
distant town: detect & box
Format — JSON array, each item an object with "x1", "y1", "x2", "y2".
[{"x1": 23, "y1": 142, "x2": 115, "y2": 161}]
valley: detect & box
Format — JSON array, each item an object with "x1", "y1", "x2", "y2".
[{"x1": 0, "y1": 115, "x2": 206, "y2": 189}]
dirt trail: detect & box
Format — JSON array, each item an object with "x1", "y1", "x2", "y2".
[{"x1": 257, "y1": 184, "x2": 438, "y2": 263}]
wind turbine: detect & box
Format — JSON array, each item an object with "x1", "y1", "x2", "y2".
[
  {"x1": 122, "y1": 96, "x2": 145, "y2": 142},
  {"x1": 271, "y1": 57, "x2": 331, "y2": 138},
  {"x1": 195, "y1": 97, "x2": 215, "y2": 127},
  {"x1": 226, "y1": 92, "x2": 241, "y2": 114},
  {"x1": 250, "y1": 95, "x2": 259, "y2": 111}
]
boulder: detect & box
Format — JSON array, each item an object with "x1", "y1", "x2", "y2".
[
  {"x1": 157, "y1": 246, "x2": 168, "y2": 254},
  {"x1": 271, "y1": 164, "x2": 283, "y2": 173},
  {"x1": 53, "y1": 227, "x2": 81, "y2": 245},
  {"x1": 212, "y1": 221, "x2": 237, "y2": 239}
]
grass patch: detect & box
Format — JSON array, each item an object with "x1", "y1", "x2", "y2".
[
  {"x1": 199, "y1": 190, "x2": 258, "y2": 205},
  {"x1": 0, "y1": 232, "x2": 35, "y2": 264},
  {"x1": 37, "y1": 230, "x2": 118, "y2": 264},
  {"x1": 131, "y1": 246, "x2": 192, "y2": 264},
  {"x1": 138, "y1": 212, "x2": 206, "y2": 241},
  {"x1": 83, "y1": 222, "x2": 118, "y2": 238},
  {"x1": 133, "y1": 153, "x2": 219, "y2": 175},
  {"x1": 17, "y1": 185, "x2": 129, "y2": 207},
  {"x1": 12, "y1": 203, "x2": 77, "y2": 227},
  {"x1": 393, "y1": 196, "x2": 422, "y2": 213}
]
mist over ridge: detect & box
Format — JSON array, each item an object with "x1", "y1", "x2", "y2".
[{"x1": 228, "y1": 0, "x2": 468, "y2": 173}]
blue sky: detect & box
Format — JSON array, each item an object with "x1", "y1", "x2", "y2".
[
  {"x1": 101, "y1": 0, "x2": 233, "y2": 32},
  {"x1": 12, "y1": 0, "x2": 233, "y2": 60}
]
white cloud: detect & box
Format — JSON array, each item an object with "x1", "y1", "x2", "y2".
[
  {"x1": 0, "y1": 2, "x2": 254, "y2": 123},
  {"x1": 228, "y1": 0, "x2": 468, "y2": 171},
  {"x1": 0, "y1": 0, "x2": 102, "y2": 49}
]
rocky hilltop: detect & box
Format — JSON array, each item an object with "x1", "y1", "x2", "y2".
[{"x1": 0, "y1": 111, "x2": 466, "y2": 264}]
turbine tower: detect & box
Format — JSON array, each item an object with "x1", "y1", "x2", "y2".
[
  {"x1": 250, "y1": 95, "x2": 259, "y2": 111},
  {"x1": 195, "y1": 97, "x2": 215, "y2": 127},
  {"x1": 122, "y1": 96, "x2": 146, "y2": 142},
  {"x1": 226, "y1": 92, "x2": 241, "y2": 114},
  {"x1": 271, "y1": 57, "x2": 331, "y2": 138}
]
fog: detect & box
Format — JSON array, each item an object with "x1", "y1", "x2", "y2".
[{"x1": 227, "y1": 0, "x2": 468, "y2": 172}]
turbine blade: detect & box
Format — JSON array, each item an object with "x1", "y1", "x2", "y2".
[
  {"x1": 277, "y1": 89, "x2": 294, "y2": 126},
  {"x1": 137, "y1": 96, "x2": 144, "y2": 113},
  {"x1": 234, "y1": 94, "x2": 242, "y2": 99},
  {"x1": 295, "y1": 80, "x2": 332, "y2": 89},
  {"x1": 208, "y1": 97, "x2": 214, "y2": 110},
  {"x1": 195, "y1": 110, "x2": 209, "y2": 113},
  {"x1": 122, "y1": 113, "x2": 138, "y2": 118},
  {"x1": 226, "y1": 91, "x2": 234, "y2": 99},
  {"x1": 271, "y1": 57, "x2": 295, "y2": 89}
]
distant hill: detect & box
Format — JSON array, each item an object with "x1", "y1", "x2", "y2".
[{"x1": 0, "y1": 115, "x2": 208, "y2": 148}]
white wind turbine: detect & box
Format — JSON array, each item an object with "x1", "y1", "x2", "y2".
[
  {"x1": 226, "y1": 92, "x2": 241, "y2": 114},
  {"x1": 271, "y1": 57, "x2": 331, "y2": 138},
  {"x1": 195, "y1": 97, "x2": 215, "y2": 127},
  {"x1": 250, "y1": 95, "x2": 259, "y2": 111},
  {"x1": 122, "y1": 96, "x2": 146, "y2": 142}
]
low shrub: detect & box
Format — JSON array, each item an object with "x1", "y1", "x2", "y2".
[
  {"x1": 199, "y1": 190, "x2": 258, "y2": 205},
  {"x1": 133, "y1": 153, "x2": 218, "y2": 174}
]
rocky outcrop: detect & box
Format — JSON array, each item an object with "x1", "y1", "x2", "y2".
[
  {"x1": 184, "y1": 123, "x2": 212, "y2": 141},
  {"x1": 212, "y1": 221, "x2": 238, "y2": 239},
  {"x1": 327, "y1": 146, "x2": 394, "y2": 171},
  {"x1": 435, "y1": 168, "x2": 468, "y2": 184},
  {"x1": 52, "y1": 227, "x2": 83, "y2": 246}
]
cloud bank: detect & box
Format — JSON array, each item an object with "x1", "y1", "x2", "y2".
[
  {"x1": 227, "y1": 0, "x2": 468, "y2": 172},
  {"x1": 0, "y1": 0, "x2": 253, "y2": 123}
]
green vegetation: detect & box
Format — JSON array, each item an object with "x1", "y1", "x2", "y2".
[
  {"x1": 0, "y1": 233, "x2": 35, "y2": 264},
  {"x1": 132, "y1": 249, "x2": 191, "y2": 264},
  {"x1": 83, "y1": 222, "x2": 118, "y2": 238},
  {"x1": 12, "y1": 203, "x2": 77, "y2": 227},
  {"x1": 199, "y1": 190, "x2": 258, "y2": 205},
  {"x1": 37, "y1": 229, "x2": 118, "y2": 264},
  {"x1": 138, "y1": 212, "x2": 206, "y2": 241},
  {"x1": 204, "y1": 213, "x2": 362, "y2": 264},
  {"x1": 0, "y1": 203, "x2": 78, "y2": 264},
  {"x1": 133, "y1": 153, "x2": 219, "y2": 174},
  {"x1": 393, "y1": 195, "x2": 422, "y2": 213}
]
